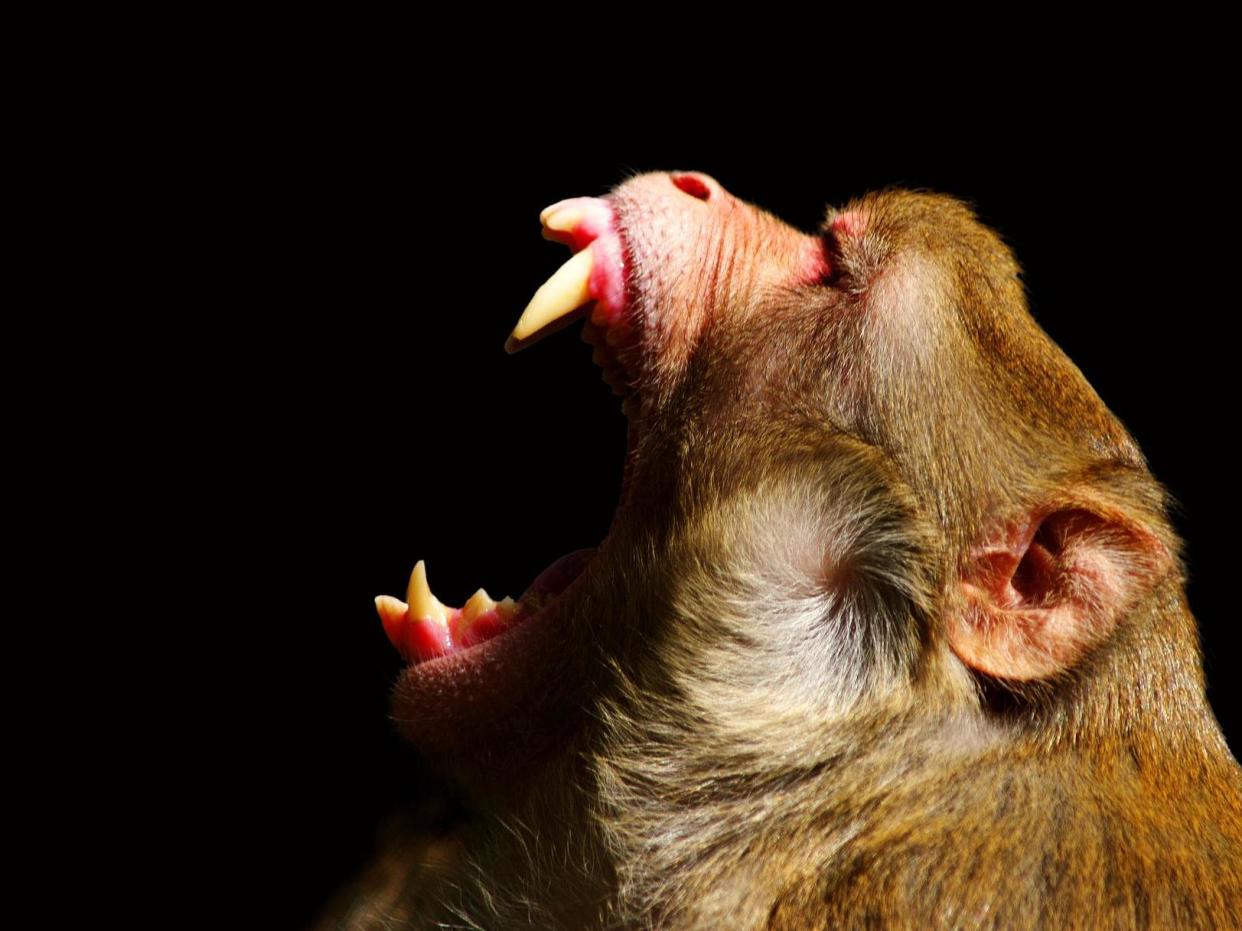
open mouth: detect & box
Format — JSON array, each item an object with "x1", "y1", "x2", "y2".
[{"x1": 375, "y1": 195, "x2": 636, "y2": 676}]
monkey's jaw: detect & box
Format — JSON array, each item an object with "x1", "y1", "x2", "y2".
[
  {"x1": 371, "y1": 195, "x2": 644, "y2": 770},
  {"x1": 375, "y1": 548, "x2": 595, "y2": 665},
  {"x1": 382, "y1": 547, "x2": 601, "y2": 769},
  {"x1": 377, "y1": 223, "x2": 630, "y2": 664}
]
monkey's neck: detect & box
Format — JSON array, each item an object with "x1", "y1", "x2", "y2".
[{"x1": 582, "y1": 702, "x2": 1240, "y2": 930}]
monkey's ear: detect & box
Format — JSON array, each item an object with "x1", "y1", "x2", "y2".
[{"x1": 950, "y1": 501, "x2": 1173, "y2": 682}]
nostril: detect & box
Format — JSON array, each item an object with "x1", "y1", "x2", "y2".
[{"x1": 671, "y1": 173, "x2": 712, "y2": 201}]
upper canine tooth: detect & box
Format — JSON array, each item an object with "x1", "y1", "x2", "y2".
[
  {"x1": 407, "y1": 560, "x2": 447, "y2": 624},
  {"x1": 505, "y1": 247, "x2": 594, "y2": 353}
]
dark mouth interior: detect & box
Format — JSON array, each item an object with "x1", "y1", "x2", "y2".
[
  {"x1": 379, "y1": 199, "x2": 645, "y2": 668},
  {"x1": 380, "y1": 316, "x2": 643, "y2": 667}
]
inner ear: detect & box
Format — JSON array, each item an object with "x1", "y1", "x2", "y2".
[
  {"x1": 951, "y1": 505, "x2": 1170, "y2": 682},
  {"x1": 998, "y1": 509, "x2": 1098, "y2": 608}
]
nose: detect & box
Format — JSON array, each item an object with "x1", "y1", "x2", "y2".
[{"x1": 670, "y1": 171, "x2": 723, "y2": 202}]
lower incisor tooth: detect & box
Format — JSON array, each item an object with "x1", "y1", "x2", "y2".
[
  {"x1": 374, "y1": 594, "x2": 408, "y2": 625},
  {"x1": 461, "y1": 588, "x2": 497, "y2": 623}
]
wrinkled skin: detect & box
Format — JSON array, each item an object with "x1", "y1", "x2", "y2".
[{"x1": 320, "y1": 173, "x2": 1242, "y2": 930}]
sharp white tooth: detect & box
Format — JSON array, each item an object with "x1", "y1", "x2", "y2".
[
  {"x1": 406, "y1": 560, "x2": 447, "y2": 624},
  {"x1": 374, "y1": 594, "x2": 408, "y2": 625},
  {"x1": 505, "y1": 247, "x2": 594, "y2": 353},
  {"x1": 461, "y1": 588, "x2": 497, "y2": 623},
  {"x1": 539, "y1": 199, "x2": 574, "y2": 224},
  {"x1": 496, "y1": 596, "x2": 517, "y2": 621},
  {"x1": 543, "y1": 206, "x2": 584, "y2": 233}
]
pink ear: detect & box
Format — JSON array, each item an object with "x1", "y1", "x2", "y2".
[{"x1": 950, "y1": 504, "x2": 1172, "y2": 681}]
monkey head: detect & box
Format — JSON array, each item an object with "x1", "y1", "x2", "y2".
[
  {"x1": 378, "y1": 170, "x2": 1183, "y2": 761},
  {"x1": 364, "y1": 171, "x2": 1237, "y2": 929}
]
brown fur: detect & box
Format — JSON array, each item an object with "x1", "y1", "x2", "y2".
[{"x1": 320, "y1": 181, "x2": 1241, "y2": 929}]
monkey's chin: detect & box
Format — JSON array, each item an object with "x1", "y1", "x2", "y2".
[{"x1": 387, "y1": 548, "x2": 599, "y2": 774}]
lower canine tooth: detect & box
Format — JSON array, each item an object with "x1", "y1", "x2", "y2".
[{"x1": 407, "y1": 560, "x2": 447, "y2": 623}]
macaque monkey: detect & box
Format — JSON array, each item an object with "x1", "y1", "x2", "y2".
[{"x1": 321, "y1": 172, "x2": 1242, "y2": 929}]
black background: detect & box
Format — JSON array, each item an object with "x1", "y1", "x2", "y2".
[{"x1": 220, "y1": 87, "x2": 1234, "y2": 928}]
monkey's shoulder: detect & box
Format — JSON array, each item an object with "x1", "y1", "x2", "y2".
[{"x1": 773, "y1": 762, "x2": 1242, "y2": 930}]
